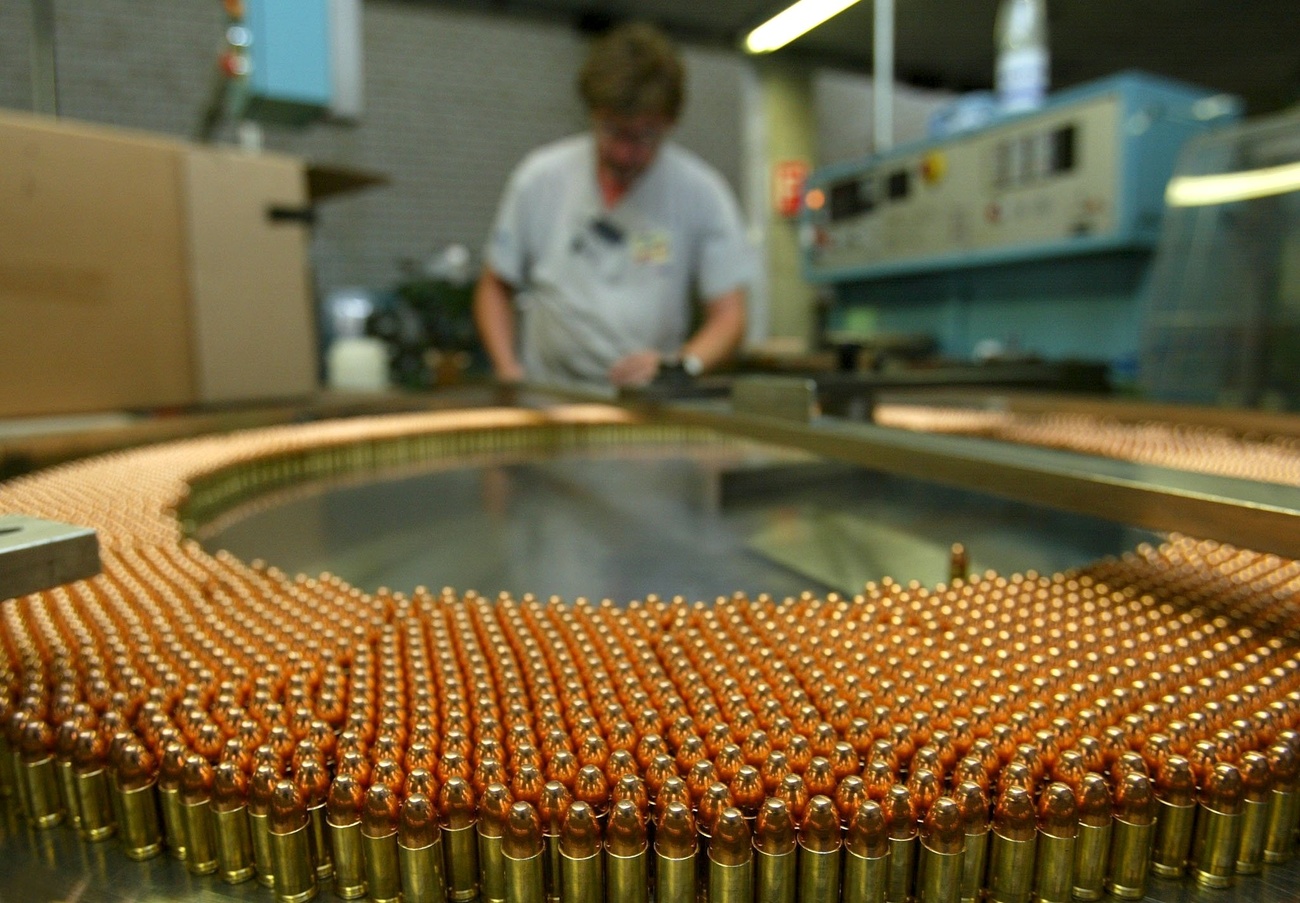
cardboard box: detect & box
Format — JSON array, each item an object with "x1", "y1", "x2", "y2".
[{"x1": 0, "y1": 111, "x2": 318, "y2": 417}]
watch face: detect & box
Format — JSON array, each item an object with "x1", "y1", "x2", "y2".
[{"x1": 683, "y1": 355, "x2": 704, "y2": 377}]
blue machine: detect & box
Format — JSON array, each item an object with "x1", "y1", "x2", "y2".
[
  {"x1": 802, "y1": 72, "x2": 1241, "y2": 381},
  {"x1": 239, "y1": 0, "x2": 334, "y2": 126}
]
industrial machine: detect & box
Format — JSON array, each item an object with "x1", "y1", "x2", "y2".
[{"x1": 802, "y1": 72, "x2": 1241, "y2": 381}]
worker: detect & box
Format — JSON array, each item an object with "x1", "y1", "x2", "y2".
[{"x1": 473, "y1": 22, "x2": 753, "y2": 390}]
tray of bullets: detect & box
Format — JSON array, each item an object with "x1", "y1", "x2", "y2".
[{"x1": 1, "y1": 405, "x2": 1300, "y2": 903}]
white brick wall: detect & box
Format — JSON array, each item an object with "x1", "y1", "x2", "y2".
[{"x1": 0, "y1": 0, "x2": 750, "y2": 297}]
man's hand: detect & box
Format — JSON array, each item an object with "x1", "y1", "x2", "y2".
[
  {"x1": 495, "y1": 359, "x2": 526, "y2": 384},
  {"x1": 608, "y1": 350, "x2": 663, "y2": 387}
]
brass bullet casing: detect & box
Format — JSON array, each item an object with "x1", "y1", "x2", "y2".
[
  {"x1": 1264, "y1": 742, "x2": 1300, "y2": 864},
  {"x1": 1235, "y1": 751, "x2": 1273, "y2": 874},
  {"x1": 118, "y1": 780, "x2": 164, "y2": 861},
  {"x1": 606, "y1": 800, "x2": 649, "y2": 903},
  {"x1": 441, "y1": 776, "x2": 481, "y2": 903},
  {"x1": 1191, "y1": 763, "x2": 1244, "y2": 890},
  {"x1": 918, "y1": 798, "x2": 965, "y2": 903},
  {"x1": 1150, "y1": 755, "x2": 1195, "y2": 879},
  {"x1": 987, "y1": 786, "x2": 1036, "y2": 903},
  {"x1": 560, "y1": 801, "x2": 603, "y2": 903},
  {"x1": 21, "y1": 753, "x2": 65, "y2": 829},
  {"x1": 504, "y1": 802, "x2": 546, "y2": 903},
  {"x1": 480, "y1": 783, "x2": 514, "y2": 903},
  {"x1": 540, "y1": 781, "x2": 573, "y2": 903},
  {"x1": 270, "y1": 779, "x2": 318, "y2": 903},
  {"x1": 158, "y1": 742, "x2": 188, "y2": 858},
  {"x1": 328, "y1": 819, "x2": 368, "y2": 900},
  {"x1": 214, "y1": 806, "x2": 256, "y2": 884},
  {"x1": 708, "y1": 809, "x2": 753, "y2": 903},
  {"x1": 362, "y1": 784, "x2": 401, "y2": 903},
  {"x1": 57, "y1": 756, "x2": 82, "y2": 830},
  {"x1": 1106, "y1": 773, "x2": 1158, "y2": 900},
  {"x1": 754, "y1": 799, "x2": 796, "y2": 903},
  {"x1": 307, "y1": 803, "x2": 333, "y2": 881},
  {"x1": 798, "y1": 796, "x2": 842, "y2": 903},
  {"x1": 0, "y1": 735, "x2": 16, "y2": 798},
  {"x1": 250, "y1": 764, "x2": 279, "y2": 887},
  {"x1": 884, "y1": 785, "x2": 919, "y2": 903},
  {"x1": 181, "y1": 798, "x2": 219, "y2": 875},
  {"x1": 1071, "y1": 774, "x2": 1112, "y2": 902},
  {"x1": 75, "y1": 767, "x2": 116, "y2": 842},
  {"x1": 954, "y1": 782, "x2": 988, "y2": 903},
  {"x1": 844, "y1": 800, "x2": 889, "y2": 903},
  {"x1": 400, "y1": 794, "x2": 447, "y2": 903},
  {"x1": 1032, "y1": 783, "x2": 1076, "y2": 903},
  {"x1": 10, "y1": 743, "x2": 31, "y2": 819}
]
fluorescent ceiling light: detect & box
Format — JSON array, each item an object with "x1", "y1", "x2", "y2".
[
  {"x1": 1166, "y1": 161, "x2": 1300, "y2": 207},
  {"x1": 744, "y1": 0, "x2": 864, "y2": 54}
]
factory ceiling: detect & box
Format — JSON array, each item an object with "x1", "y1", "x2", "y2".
[{"x1": 417, "y1": 0, "x2": 1300, "y2": 115}]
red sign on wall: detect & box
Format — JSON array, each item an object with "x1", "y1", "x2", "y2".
[{"x1": 773, "y1": 159, "x2": 811, "y2": 218}]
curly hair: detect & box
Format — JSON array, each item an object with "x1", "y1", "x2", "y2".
[{"x1": 577, "y1": 23, "x2": 685, "y2": 120}]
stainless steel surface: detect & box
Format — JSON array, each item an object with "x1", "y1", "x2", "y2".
[
  {"x1": 731, "y1": 377, "x2": 817, "y2": 423},
  {"x1": 0, "y1": 513, "x2": 100, "y2": 601},
  {"x1": 199, "y1": 442, "x2": 1155, "y2": 599},
  {"x1": 638, "y1": 398, "x2": 1300, "y2": 561}
]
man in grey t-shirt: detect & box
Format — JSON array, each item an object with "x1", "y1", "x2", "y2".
[{"x1": 473, "y1": 23, "x2": 753, "y2": 390}]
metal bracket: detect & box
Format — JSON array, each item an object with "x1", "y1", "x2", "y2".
[{"x1": 0, "y1": 515, "x2": 100, "y2": 601}]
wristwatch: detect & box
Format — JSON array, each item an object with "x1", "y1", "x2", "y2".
[{"x1": 680, "y1": 353, "x2": 704, "y2": 377}]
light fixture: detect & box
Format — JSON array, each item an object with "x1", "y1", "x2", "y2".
[
  {"x1": 744, "y1": 0, "x2": 864, "y2": 54},
  {"x1": 1166, "y1": 161, "x2": 1300, "y2": 207}
]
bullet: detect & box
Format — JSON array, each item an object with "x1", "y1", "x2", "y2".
[
  {"x1": 1151, "y1": 755, "x2": 1194, "y2": 878},
  {"x1": 155, "y1": 740, "x2": 190, "y2": 858},
  {"x1": 296, "y1": 755, "x2": 333, "y2": 880},
  {"x1": 73, "y1": 727, "x2": 116, "y2": 841},
  {"x1": 708, "y1": 808, "x2": 753, "y2": 903},
  {"x1": 441, "y1": 776, "x2": 481, "y2": 903},
  {"x1": 883, "y1": 784, "x2": 918, "y2": 903},
  {"x1": 1071, "y1": 773, "x2": 1111, "y2": 901},
  {"x1": 540, "y1": 780, "x2": 573, "y2": 903},
  {"x1": 327, "y1": 773, "x2": 368, "y2": 900},
  {"x1": 799, "y1": 796, "x2": 842, "y2": 903},
  {"x1": 55, "y1": 721, "x2": 83, "y2": 830},
  {"x1": 560, "y1": 800, "x2": 604, "y2": 903},
  {"x1": 987, "y1": 785, "x2": 1036, "y2": 903},
  {"x1": 480, "y1": 782, "x2": 515, "y2": 903},
  {"x1": 918, "y1": 797, "x2": 964, "y2": 903},
  {"x1": 505, "y1": 801, "x2": 546, "y2": 903},
  {"x1": 954, "y1": 781, "x2": 988, "y2": 903},
  {"x1": 400, "y1": 794, "x2": 448, "y2": 903},
  {"x1": 753, "y1": 798, "x2": 795, "y2": 903},
  {"x1": 606, "y1": 799, "x2": 649, "y2": 903},
  {"x1": 1236, "y1": 750, "x2": 1272, "y2": 873},
  {"x1": 1106, "y1": 771, "x2": 1157, "y2": 899},
  {"x1": 250, "y1": 762, "x2": 279, "y2": 887},
  {"x1": 1191, "y1": 762, "x2": 1243, "y2": 889},
  {"x1": 19, "y1": 717, "x2": 64, "y2": 829},
  {"x1": 575, "y1": 765, "x2": 610, "y2": 818},
  {"x1": 775, "y1": 773, "x2": 809, "y2": 823},
  {"x1": 180, "y1": 754, "x2": 220, "y2": 876},
  {"x1": 1032, "y1": 783, "x2": 1076, "y2": 903},
  {"x1": 115, "y1": 740, "x2": 163, "y2": 861},
  {"x1": 1264, "y1": 741, "x2": 1300, "y2": 863},
  {"x1": 362, "y1": 781, "x2": 401, "y2": 903},
  {"x1": 844, "y1": 799, "x2": 888, "y2": 903},
  {"x1": 657, "y1": 775, "x2": 692, "y2": 819},
  {"x1": 270, "y1": 778, "x2": 318, "y2": 903},
  {"x1": 212, "y1": 760, "x2": 256, "y2": 884},
  {"x1": 699, "y1": 781, "x2": 734, "y2": 894}
]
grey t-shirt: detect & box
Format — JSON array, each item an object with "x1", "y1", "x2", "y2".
[{"x1": 486, "y1": 133, "x2": 753, "y2": 387}]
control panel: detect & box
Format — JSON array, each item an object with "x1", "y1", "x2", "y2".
[{"x1": 802, "y1": 73, "x2": 1240, "y2": 283}]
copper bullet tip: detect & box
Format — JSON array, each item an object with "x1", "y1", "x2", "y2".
[
  {"x1": 1037, "y1": 782, "x2": 1078, "y2": 838},
  {"x1": 612, "y1": 773, "x2": 649, "y2": 815},
  {"x1": 954, "y1": 780, "x2": 988, "y2": 833},
  {"x1": 1076, "y1": 772, "x2": 1112, "y2": 827},
  {"x1": 160, "y1": 740, "x2": 187, "y2": 791},
  {"x1": 504, "y1": 800, "x2": 544, "y2": 860},
  {"x1": 250, "y1": 762, "x2": 278, "y2": 816},
  {"x1": 117, "y1": 740, "x2": 157, "y2": 792},
  {"x1": 560, "y1": 800, "x2": 602, "y2": 859},
  {"x1": 181, "y1": 752, "x2": 215, "y2": 805},
  {"x1": 923, "y1": 797, "x2": 964, "y2": 853},
  {"x1": 606, "y1": 798, "x2": 647, "y2": 857},
  {"x1": 328, "y1": 773, "x2": 365, "y2": 826},
  {"x1": 439, "y1": 775, "x2": 476, "y2": 829},
  {"x1": 993, "y1": 785, "x2": 1036, "y2": 841},
  {"x1": 512, "y1": 763, "x2": 544, "y2": 805},
  {"x1": 362, "y1": 782, "x2": 400, "y2": 837},
  {"x1": 1115, "y1": 771, "x2": 1157, "y2": 825},
  {"x1": 574, "y1": 764, "x2": 609, "y2": 813},
  {"x1": 699, "y1": 782, "x2": 735, "y2": 835},
  {"x1": 755, "y1": 797, "x2": 795, "y2": 856},
  {"x1": 834, "y1": 775, "x2": 868, "y2": 825},
  {"x1": 800, "y1": 795, "x2": 841, "y2": 853},
  {"x1": 846, "y1": 799, "x2": 888, "y2": 858},
  {"x1": 1268, "y1": 743, "x2": 1299, "y2": 792},
  {"x1": 1240, "y1": 751, "x2": 1272, "y2": 803},
  {"x1": 908, "y1": 768, "x2": 941, "y2": 815},
  {"x1": 730, "y1": 765, "x2": 764, "y2": 817},
  {"x1": 710, "y1": 807, "x2": 752, "y2": 866},
  {"x1": 295, "y1": 756, "x2": 330, "y2": 807},
  {"x1": 539, "y1": 780, "x2": 573, "y2": 835},
  {"x1": 400, "y1": 793, "x2": 439, "y2": 848},
  {"x1": 480, "y1": 782, "x2": 514, "y2": 837},
  {"x1": 213, "y1": 759, "x2": 249, "y2": 813},
  {"x1": 883, "y1": 784, "x2": 917, "y2": 841},
  {"x1": 655, "y1": 800, "x2": 697, "y2": 858},
  {"x1": 1154, "y1": 755, "x2": 1195, "y2": 806},
  {"x1": 271, "y1": 778, "x2": 309, "y2": 834}
]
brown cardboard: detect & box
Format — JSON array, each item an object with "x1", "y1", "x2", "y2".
[{"x1": 0, "y1": 111, "x2": 319, "y2": 418}]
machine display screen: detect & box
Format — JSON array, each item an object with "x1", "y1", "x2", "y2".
[
  {"x1": 829, "y1": 178, "x2": 874, "y2": 221},
  {"x1": 887, "y1": 170, "x2": 910, "y2": 201}
]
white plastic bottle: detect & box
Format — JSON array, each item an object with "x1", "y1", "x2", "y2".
[{"x1": 995, "y1": 0, "x2": 1049, "y2": 114}]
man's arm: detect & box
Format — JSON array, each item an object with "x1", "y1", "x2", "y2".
[
  {"x1": 473, "y1": 266, "x2": 526, "y2": 383},
  {"x1": 607, "y1": 287, "x2": 746, "y2": 386}
]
